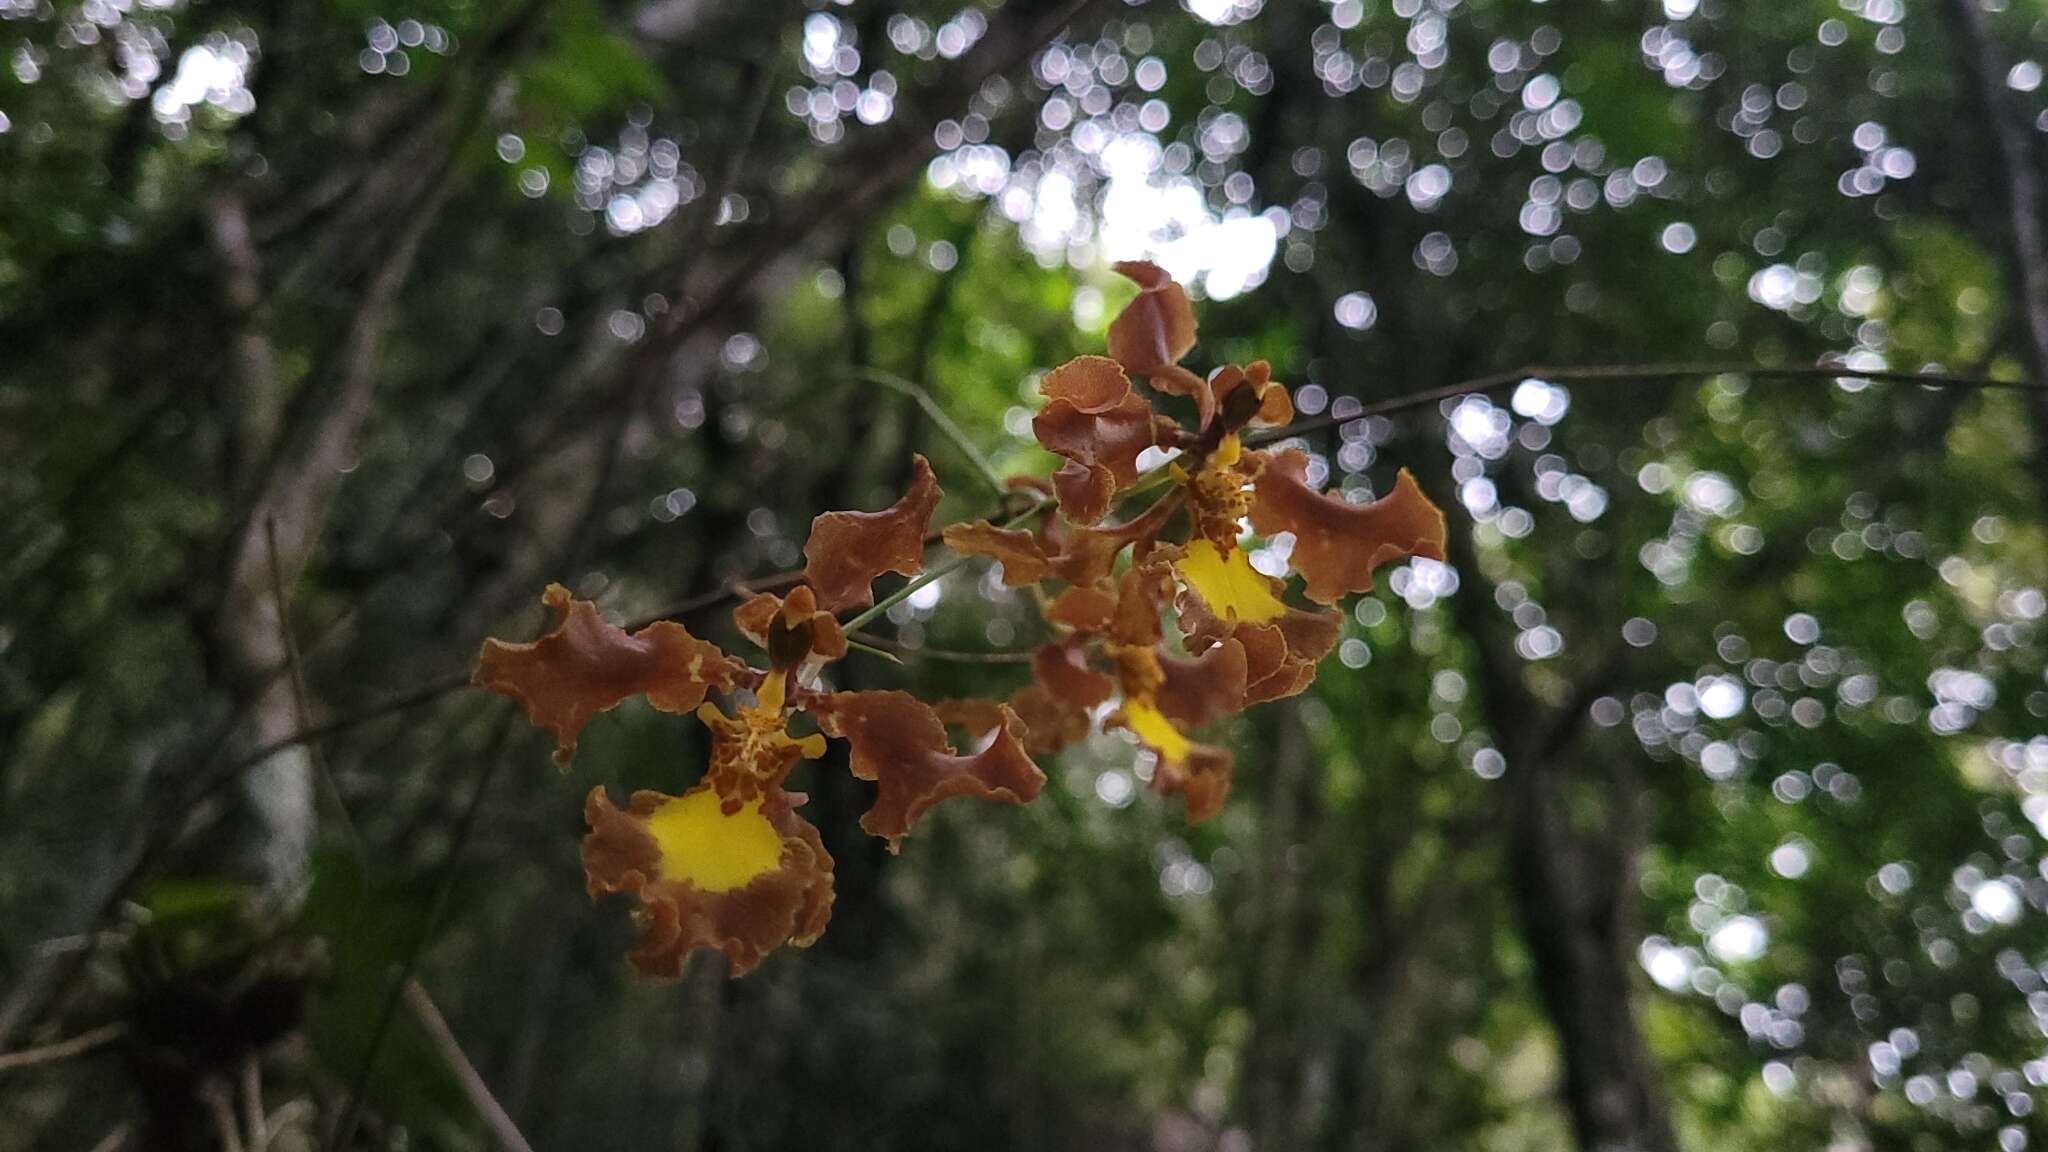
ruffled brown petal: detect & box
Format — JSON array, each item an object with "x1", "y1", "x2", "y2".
[
  {"x1": 1112, "y1": 698, "x2": 1235, "y2": 823},
  {"x1": 1248, "y1": 453, "x2": 1448, "y2": 606},
  {"x1": 810, "y1": 690, "x2": 1046, "y2": 850},
  {"x1": 1106, "y1": 260, "x2": 1198, "y2": 376},
  {"x1": 1156, "y1": 743, "x2": 1234, "y2": 824},
  {"x1": 1053, "y1": 463, "x2": 1120, "y2": 527},
  {"x1": 476, "y1": 584, "x2": 744, "y2": 767},
  {"x1": 932, "y1": 696, "x2": 1012, "y2": 739},
  {"x1": 1044, "y1": 492, "x2": 1180, "y2": 588},
  {"x1": 1034, "y1": 641, "x2": 1116, "y2": 709},
  {"x1": 803, "y1": 454, "x2": 943, "y2": 613},
  {"x1": 1178, "y1": 576, "x2": 1343, "y2": 705},
  {"x1": 1046, "y1": 585, "x2": 1117, "y2": 632},
  {"x1": 734, "y1": 586, "x2": 848, "y2": 665},
  {"x1": 1007, "y1": 682, "x2": 1091, "y2": 756},
  {"x1": 1155, "y1": 638, "x2": 1250, "y2": 727},
  {"x1": 1244, "y1": 608, "x2": 1342, "y2": 702},
  {"x1": 1033, "y1": 356, "x2": 1155, "y2": 525},
  {"x1": 1251, "y1": 367, "x2": 1293, "y2": 427},
  {"x1": 1109, "y1": 555, "x2": 1175, "y2": 649},
  {"x1": 1212, "y1": 361, "x2": 1292, "y2": 432},
  {"x1": 1147, "y1": 365, "x2": 1216, "y2": 431},
  {"x1": 582, "y1": 783, "x2": 835, "y2": 978},
  {"x1": 942, "y1": 520, "x2": 1052, "y2": 587}
]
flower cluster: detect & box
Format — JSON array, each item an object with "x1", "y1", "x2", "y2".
[
  {"x1": 942, "y1": 262, "x2": 1447, "y2": 820},
  {"x1": 475, "y1": 263, "x2": 1445, "y2": 978},
  {"x1": 476, "y1": 458, "x2": 1042, "y2": 977}
]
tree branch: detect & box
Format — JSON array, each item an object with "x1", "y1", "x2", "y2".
[
  {"x1": 0, "y1": 1022, "x2": 125, "y2": 1073},
  {"x1": 403, "y1": 980, "x2": 536, "y2": 1152},
  {"x1": 1252, "y1": 359, "x2": 2042, "y2": 446}
]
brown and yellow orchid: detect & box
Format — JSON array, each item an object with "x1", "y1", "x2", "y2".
[
  {"x1": 477, "y1": 460, "x2": 1043, "y2": 977},
  {"x1": 475, "y1": 264, "x2": 1447, "y2": 979},
  {"x1": 942, "y1": 261, "x2": 1447, "y2": 818}
]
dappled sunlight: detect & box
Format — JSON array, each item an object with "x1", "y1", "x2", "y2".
[{"x1": 7, "y1": 0, "x2": 2048, "y2": 1148}]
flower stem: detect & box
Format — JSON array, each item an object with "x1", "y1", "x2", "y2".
[
  {"x1": 852, "y1": 367, "x2": 1008, "y2": 496},
  {"x1": 845, "y1": 498, "x2": 1051, "y2": 631}
]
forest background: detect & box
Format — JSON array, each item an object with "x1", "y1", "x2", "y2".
[{"x1": 7, "y1": 0, "x2": 2048, "y2": 1149}]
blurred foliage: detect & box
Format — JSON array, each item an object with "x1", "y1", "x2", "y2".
[{"x1": 4, "y1": 0, "x2": 2048, "y2": 1149}]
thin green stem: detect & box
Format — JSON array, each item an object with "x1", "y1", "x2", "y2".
[
  {"x1": 844, "y1": 637, "x2": 906, "y2": 665},
  {"x1": 265, "y1": 517, "x2": 367, "y2": 883},
  {"x1": 845, "y1": 498, "x2": 1051, "y2": 631},
  {"x1": 328, "y1": 712, "x2": 514, "y2": 1152},
  {"x1": 848, "y1": 631, "x2": 1035, "y2": 664},
  {"x1": 1249, "y1": 360, "x2": 2043, "y2": 447},
  {"x1": 852, "y1": 367, "x2": 1008, "y2": 495}
]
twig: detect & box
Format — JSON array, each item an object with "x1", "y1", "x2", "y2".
[
  {"x1": 224, "y1": 672, "x2": 473, "y2": 782},
  {"x1": 670, "y1": 54, "x2": 777, "y2": 293},
  {"x1": 1254, "y1": 360, "x2": 2041, "y2": 445},
  {"x1": 241, "y1": 1055, "x2": 268, "y2": 1152},
  {"x1": 0, "y1": 1022, "x2": 125, "y2": 1072},
  {"x1": 30, "y1": 932, "x2": 119, "y2": 959},
  {"x1": 328, "y1": 715, "x2": 514, "y2": 1152},
  {"x1": 852, "y1": 367, "x2": 1008, "y2": 495},
  {"x1": 403, "y1": 980, "x2": 537, "y2": 1152},
  {"x1": 207, "y1": 1079, "x2": 247, "y2": 1152},
  {"x1": 848, "y1": 632, "x2": 1035, "y2": 665},
  {"x1": 844, "y1": 637, "x2": 906, "y2": 665},
  {"x1": 265, "y1": 517, "x2": 367, "y2": 870},
  {"x1": 844, "y1": 498, "x2": 1053, "y2": 632}
]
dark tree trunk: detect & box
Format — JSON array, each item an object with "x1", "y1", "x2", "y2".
[
  {"x1": 1503, "y1": 748, "x2": 1673, "y2": 1152},
  {"x1": 1941, "y1": 0, "x2": 2048, "y2": 470},
  {"x1": 1434, "y1": 470, "x2": 1677, "y2": 1152}
]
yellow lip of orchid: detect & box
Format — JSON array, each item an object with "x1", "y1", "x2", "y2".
[
  {"x1": 1120, "y1": 697, "x2": 1194, "y2": 762},
  {"x1": 1174, "y1": 539, "x2": 1288, "y2": 625},
  {"x1": 1212, "y1": 432, "x2": 1241, "y2": 469},
  {"x1": 645, "y1": 788, "x2": 787, "y2": 893}
]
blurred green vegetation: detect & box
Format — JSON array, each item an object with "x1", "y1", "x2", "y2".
[{"x1": 4, "y1": 0, "x2": 2048, "y2": 1150}]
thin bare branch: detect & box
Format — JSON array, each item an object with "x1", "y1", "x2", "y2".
[
  {"x1": 241, "y1": 1055, "x2": 268, "y2": 1152},
  {"x1": 404, "y1": 980, "x2": 537, "y2": 1152},
  {"x1": 328, "y1": 714, "x2": 514, "y2": 1152},
  {"x1": 265, "y1": 516, "x2": 366, "y2": 868},
  {"x1": 0, "y1": 1022, "x2": 125, "y2": 1073},
  {"x1": 849, "y1": 631, "x2": 1035, "y2": 665},
  {"x1": 1252, "y1": 360, "x2": 2043, "y2": 446},
  {"x1": 852, "y1": 367, "x2": 1008, "y2": 495}
]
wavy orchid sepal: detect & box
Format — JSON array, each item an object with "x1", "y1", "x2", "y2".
[
  {"x1": 1031, "y1": 356, "x2": 1156, "y2": 525},
  {"x1": 808, "y1": 689, "x2": 1046, "y2": 850},
  {"x1": 1106, "y1": 259, "x2": 1198, "y2": 378},
  {"x1": 941, "y1": 520, "x2": 1054, "y2": 587},
  {"x1": 475, "y1": 584, "x2": 744, "y2": 768},
  {"x1": 803, "y1": 454, "x2": 944, "y2": 613},
  {"x1": 1248, "y1": 453, "x2": 1448, "y2": 606},
  {"x1": 582, "y1": 783, "x2": 835, "y2": 979}
]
